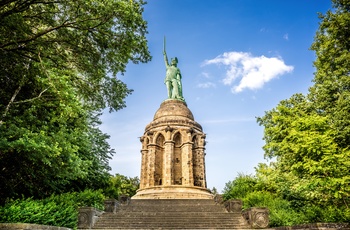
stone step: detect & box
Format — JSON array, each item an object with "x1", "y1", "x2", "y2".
[
  {"x1": 96, "y1": 219, "x2": 246, "y2": 224},
  {"x1": 119, "y1": 199, "x2": 228, "y2": 212},
  {"x1": 99, "y1": 213, "x2": 245, "y2": 219},
  {"x1": 95, "y1": 221, "x2": 247, "y2": 225},
  {"x1": 93, "y1": 227, "x2": 249, "y2": 230},
  {"x1": 92, "y1": 199, "x2": 250, "y2": 229},
  {"x1": 120, "y1": 207, "x2": 227, "y2": 213},
  {"x1": 93, "y1": 224, "x2": 249, "y2": 228},
  {"x1": 96, "y1": 215, "x2": 246, "y2": 220},
  {"x1": 129, "y1": 199, "x2": 218, "y2": 203},
  {"x1": 94, "y1": 225, "x2": 248, "y2": 229}
]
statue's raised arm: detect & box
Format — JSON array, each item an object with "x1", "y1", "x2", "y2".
[
  {"x1": 163, "y1": 36, "x2": 169, "y2": 67},
  {"x1": 163, "y1": 36, "x2": 184, "y2": 102}
]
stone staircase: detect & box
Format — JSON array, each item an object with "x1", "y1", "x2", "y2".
[{"x1": 91, "y1": 199, "x2": 250, "y2": 229}]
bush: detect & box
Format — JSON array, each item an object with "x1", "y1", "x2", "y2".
[
  {"x1": 0, "y1": 189, "x2": 105, "y2": 229},
  {"x1": 242, "y1": 191, "x2": 307, "y2": 227},
  {"x1": 222, "y1": 174, "x2": 257, "y2": 200},
  {"x1": 300, "y1": 205, "x2": 350, "y2": 223}
]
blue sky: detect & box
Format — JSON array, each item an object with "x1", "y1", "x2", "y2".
[{"x1": 100, "y1": 0, "x2": 332, "y2": 192}]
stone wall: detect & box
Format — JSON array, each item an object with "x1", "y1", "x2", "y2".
[{"x1": 0, "y1": 223, "x2": 71, "y2": 230}]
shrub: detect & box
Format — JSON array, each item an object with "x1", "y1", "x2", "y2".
[
  {"x1": 300, "y1": 205, "x2": 350, "y2": 223},
  {"x1": 222, "y1": 173, "x2": 257, "y2": 200},
  {"x1": 0, "y1": 189, "x2": 105, "y2": 229},
  {"x1": 242, "y1": 191, "x2": 307, "y2": 227}
]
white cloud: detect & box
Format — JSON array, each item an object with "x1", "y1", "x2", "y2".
[
  {"x1": 283, "y1": 33, "x2": 289, "y2": 40},
  {"x1": 203, "y1": 51, "x2": 294, "y2": 93},
  {"x1": 197, "y1": 82, "x2": 216, "y2": 89},
  {"x1": 201, "y1": 72, "x2": 211, "y2": 79}
]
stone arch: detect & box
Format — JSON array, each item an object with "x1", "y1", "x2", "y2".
[
  {"x1": 173, "y1": 132, "x2": 182, "y2": 185},
  {"x1": 192, "y1": 135, "x2": 198, "y2": 148},
  {"x1": 142, "y1": 136, "x2": 150, "y2": 149},
  {"x1": 154, "y1": 132, "x2": 165, "y2": 145},
  {"x1": 154, "y1": 133, "x2": 164, "y2": 186}
]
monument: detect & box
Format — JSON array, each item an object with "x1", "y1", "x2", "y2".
[
  {"x1": 77, "y1": 40, "x2": 269, "y2": 230},
  {"x1": 132, "y1": 38, "x2": 213, "y2": 199}
]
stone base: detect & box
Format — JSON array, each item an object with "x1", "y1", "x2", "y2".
[{"x1": 132, "y1": 185, "x2": 214, "y2": 199}]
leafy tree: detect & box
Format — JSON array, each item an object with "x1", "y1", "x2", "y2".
[
  {"x1": 256, "y1": 0, "x2": 350, "y2": 211},
  {"x1": 257, "y1": 93, "x2": 350, "y2": 207},
  {"x1": 309, "y1": 0, "x2": 350, "y2": 148},
  {"x1": 210, "y1": 187, "x2": 218, "y2": 195},
  {"x1": 104, "y1": 174, "x2": 140, "y2": 199},
  {"x1": 223, "y1": 0, "x2": 350, "y2": 226},
  {"x1": 0, "y1": 0, "x2": 151, "y2": 203},
  {"x1": 1, "y1": 0, "x2": 150, "y2": 121},
  {"x1": 222, "y1": 173, "x2": 258, "y2": 200}
]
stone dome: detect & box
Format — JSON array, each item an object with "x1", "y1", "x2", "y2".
[{"x1": 153, "y1": 99, "x2": 194, "y2": 121}]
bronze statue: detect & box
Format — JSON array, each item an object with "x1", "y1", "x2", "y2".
[{"x1": 163, "y1": 37, "x2": 184, "y2": 101}]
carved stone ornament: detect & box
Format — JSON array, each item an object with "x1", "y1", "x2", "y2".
[
  {"x1": 214, "y1": 194, "x2": 224, "y2": 204},
  {"x1": 78, "y1": 207, "x2": 103, "y2": 229},
  {"x1": 165, "y1": 125, "x2": 173, "y2": 132},
  {"x1": 104, "y1": 199, "x2": 118, "y2": 213},
  {"x1": 224, "y1": 199, "x2": 242, "y2": 212},
  {"x1": 118, "y1": 195, "x2": 131, "y2": 206},
  {"x1": 186, "y1": 127, "x2": 194, "y2": 134},
  {"x1": 242, "y1": 207, "x2": 269, "y2": 229}
]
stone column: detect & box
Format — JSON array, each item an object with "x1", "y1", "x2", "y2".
[
  {"x1": 147, "y1": 145, "x2": 156, "y2": 187},
  {"x1": 197, "y1": 134, "x2": 207, "y2": 188},
  {"x1": 140, "y1": 150, "x2": 148, "y2": 189},
  {"x1": 139, "y1": 136, "x2": 148, "y2": 189},
  {"x1": 181, "y1": 129, "x2": 193, "y2": 186},
  {"x1": 163, "y1": 140, "x2": 174, "y2": 185}
]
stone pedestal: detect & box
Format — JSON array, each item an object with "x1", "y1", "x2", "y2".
[
  {"x1": 133, "y1": 100, "x2": 213, "y2": 199},
  {"x1": 224, "y1": 199, "x2": 243, "y2": 212},
  {"x1": 242, "y1": 207, "x2": 269, "y2": 228},
  {"x1": 78, "y1": 207, "x2": 103, "y2": 229},
  {"x1": 133, "y1": 185, "x2": 213, "y2": 199}
]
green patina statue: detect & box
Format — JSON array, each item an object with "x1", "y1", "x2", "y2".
[{"x1": 163, "y1": 37, "x2": 184, "y2": 101}]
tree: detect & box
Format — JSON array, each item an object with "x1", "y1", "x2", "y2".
[
  {"x1": 0, "y1": 0, "x2": 151, "y2": 203},
  {"x1": 257, "y1": 94, "x2": 350, "y2": 206},
  {"x1": 309, "y1": 0, "x2": 350, "y2": 149},
  {"x1": 104, "y1": 174, "x2": 140, "y2": 199},
  {"x1": 0, "y1": 0, "x2": 151, "y2": 119},
  {"x1": 222, "y1": 173, "x2": 258, "y2": 200},
  {"x1": 257, "y1": 0, "x2": 350, "y2": 209}
]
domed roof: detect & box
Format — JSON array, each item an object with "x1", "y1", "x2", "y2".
[{"x1": 153, "y1": 99, "x2": 194, "y2": 121}]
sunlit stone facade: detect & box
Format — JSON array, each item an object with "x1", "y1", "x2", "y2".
[{"x1": 132, "y1": 99, "x2": 213, "y2": 199}]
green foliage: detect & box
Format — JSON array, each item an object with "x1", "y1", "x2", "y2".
[
  {"x1": 222, "y1": 174, "x2": 257, "y2": 200},
  {"x1": 104, "y1": 174, "x2": 140, "y2": 199},
  {"x1": 257, "y1": 94, "x2": 350, "y2": 206},
  {"x1": 255, "y1": 0, "x2": 350, "y2": 212},
  {"x1": 0, "y1": 198, "x2": 76, "y2": 228},
  {"x1": 0, "y1": 190, "x2": 105, "y2": 229},
  {"x1": 209, "y1": 187, "x2": 218, "y2": 195},
  {"x1": 300, "y1": 205, "x2": 350, "y2": 223},
  {"x1": 243, "y1": 191, "x2": 306, "y2": 227},
  {"x1": 227, "y1": 2, "x2": 350, "y2": 227},
  {"x1": 222, "y1": 172, "x2": 350, "y2": 227},
  {"x1": 0, "y1": 0, "x2": 150, "y2": 203}
]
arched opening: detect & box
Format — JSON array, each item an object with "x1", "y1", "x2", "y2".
[
  {"x1": 173, "y1": 132, "x2": 182, "y2": 185},
  {"x1": 154, "y1": 134, "x2": 164, "y2": 186}
]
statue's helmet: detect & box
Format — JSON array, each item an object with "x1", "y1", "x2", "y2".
[{"x1": 171, "y1": 57, "x2": 178, "y2": 64}]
